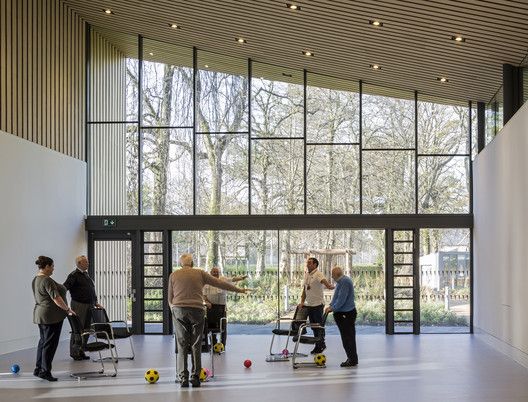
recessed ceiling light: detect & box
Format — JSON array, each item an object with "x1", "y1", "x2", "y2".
[
  {"x1": 103, "y1": 9, "x2": 114, "y2": 14},
  {"x1": 286, "y1": 3, "x2": 302, "y2": 10},
  {"x1": 148, "y1": 52, "x2": 154, "y2": 56},
  {"x1": 302, "y1": 50, "x2": 314, "y2": 57},
  {"x1": 204, "y1": 64, "x2": 209, "y2": 68},
  {"x1": 369, "y1": 20, "x2": 383, "y2": 27},
  {"x1": 451, "y1": 35, "x2": 466, "y2": 42},
  {"x1": 370, "y1": 64, "x2": 381, "y2": 70},
  {"x1": 236, "y1": 37, "x2": 247, "y2": 44},
  {"x1": 169, "y1": 23, "x2": 181, "y2": 29},
  {"x1": 437, "y1": 77, "x2": 449, "y2": 83}
]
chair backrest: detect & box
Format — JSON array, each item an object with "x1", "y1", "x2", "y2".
[
  {"x1": 91, "y1": 307, "x2": 110, "y2": 324},
  {"x1": 67, "y1": 314, "x2": 84, "y2": 336}
]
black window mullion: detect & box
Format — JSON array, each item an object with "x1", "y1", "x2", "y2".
[
  {"x1": 303, "y1": 69, "x2": 307, "y2": 215},
  {"x1": 192, "y1": 46, "x2": 197, "y2": 215},
  {"x1": 248, "y1": 58, "x2": 252, "y2": 215},
  {"x1": 138, "y1": 35, "x2": 143, "y2": 215},
  {"x1": 359, "y1": 80, "x2": 363, "y2": 214},
  {"x1": 414, "y1": 90, "x2": 418, "y2": 214}
]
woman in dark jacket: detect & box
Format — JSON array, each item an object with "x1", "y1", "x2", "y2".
[{"x1": 32, "y1": 256, "x2": 75, "y2": 381}]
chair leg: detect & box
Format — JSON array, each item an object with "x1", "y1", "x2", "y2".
[{"x1": 209, "y1": 333, "x2": 215, "y2": 378}]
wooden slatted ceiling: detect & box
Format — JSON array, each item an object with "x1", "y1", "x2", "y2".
[{"x1": 64, "y1": 0, "x2": 528, "y2": 104}]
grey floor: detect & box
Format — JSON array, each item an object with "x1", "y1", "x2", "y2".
[{"x1": 1, "y1": 334, "x2": 527, "y2": 402}]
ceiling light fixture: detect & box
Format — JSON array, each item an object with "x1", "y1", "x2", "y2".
[
  {"x1": 302, "y1": 50, "x2": 314, "y2": 57},
  {"x1": 169, "y1": 23, "x2": 181, "y2": 29},
  {"x1": 369, "y1": 20, "x2": 383, "y2": 27},
  {"x1": 286, "y1": 3, "x2": 301, "y2": 10},
  {"x1": 236, "y1": 37, "x2": 247, "y2": 44},
  {"x1": 451, "y1": 35, "x2": 466, "y2": 42},
  {"x1": 370, "y1": 64, "x2": 381, "y2": 70},
  {"x1": 148, "y1": 52, "x2": 154, "y2": 56},
  {"x1": 437, "y1": 77, "x2": 449, "y2": 83},
  {"x1": 204, "y1": 64, "x2": 209, "y2": 68},
  {"x1": 103, "y1": 9, "x2": 114, "y2": 14}
]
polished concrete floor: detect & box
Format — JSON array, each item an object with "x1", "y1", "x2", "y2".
[{"x1": 1, "y1": 334, "x2": 527, "y2": 402}]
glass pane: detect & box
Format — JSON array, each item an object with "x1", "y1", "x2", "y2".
[
  {"x1": 485, "y1": 100, "x2": 496, "y2": 145},
  {"x1": 420, "y1": 229, "x2": 470, "y2": 333},
  {"x1": 94, "y1": 241, "x2": 132, "y2": 323},
  {"x1": 141, "y1": 129, "x2": 193, "y2": 215},
  {"x1": 362, "y1": 151, "x2": 415, "y2": 214},
  {"x1": 196, "y1": 134, "x2": 248, "y2": 214},
  {"x1": 418, "y1": 96, "x2": 469, "y2": 155},
  {"x1": 144, "y1": 289, "x2": 163, "y2": 298},
  {"x1": 145, "y1": 254, "x2": 163, "y2": 265},
  {"x1": 306, "y1": 73, "x2": 359, "y2": 143},
  {"x1": 90, "y1": 27, "x2": 138, "y2": 122},
  {"x1": 144, "y1": 299, "x2": 163, "y2": 311},
  {"x1": 144, "y1": 277, "x2": 163, "y2": 287},
  {"x1": 197, "y1": 51, "x2": 248, "y2": 132},
  {"x1": 144, "y1": 266, "x2": 163, "y2": 276},
  {"x1": 251, "y1": 139, "x2": 304, "y2": 214},
  {"x1": 251, "y1": 63, "x2": 303, "y2": 138},
  {"x1": 142, "y1": 39, "x2": 193, "y2": 127},
  {"x1": 306, "y1": 145, "x2": 359, "y2": 214},
  {"x1": 362, "y1": 85, "x2": 415, "y2": 149},
  {"x1": 144, "y1": 312, "x2": 163, "y2": 321},
  {"x1": 418, "y1": 156, "x2": 469, "y2": 213},
  {"x1": 89, "y1": 124, "x2": 138, "y2": 215}
]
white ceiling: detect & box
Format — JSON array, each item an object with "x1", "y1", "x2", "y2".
[{"x1": 63, "y1": 0, "x2": 528, "y2": 103}]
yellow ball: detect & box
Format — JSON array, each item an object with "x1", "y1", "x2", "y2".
[
  {"x1": 213, "y1": 342, "x2": 224, "y2": 354},
  {"x1": 199, "y1": 367, "x2": 209, "y2": 382},
  {"x1": 145, "y1": 369, "x2": 159, "y2": 383},
  {"x1": 314, "y1": 353, "x2": 326, "y2": 367}
]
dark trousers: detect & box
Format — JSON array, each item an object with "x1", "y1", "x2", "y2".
[
  {"x1": 70, "y1": 300, "x2": 92, "y2": 357},
  {"x1": 304, "y1": 304, "x2": 325, "y2": 348},
  {"x1": 207, "y1": 304, "x2": 227, "y2": 346},
  {"x1": 334, "y1": 308, "x2": 358, "y2": 364},
  {"x1": 172, "y1": 307, "x2": 205, "y2": 381},
  {"x1": 36, "y1": 321, "x2": 63, "y2": 374}
]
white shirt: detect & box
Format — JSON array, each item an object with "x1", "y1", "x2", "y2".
[
  {"x1": 203, "y1": 276, "x2": 231, "y2": 305},
  {"x1": 303, "y1": 269, "x2": 325, "y2": 306}
]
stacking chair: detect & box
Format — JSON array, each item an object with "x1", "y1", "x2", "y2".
[
  {"x1": 206, "y1": 316, "x2": 227, "y2": 377},
  {"x1": 91, "y1": 307, "x2": 135, "y2": 361},
  {"x1": 266, "y1": 305, "x2": 308, "y2": 362},
  {"x1": 291, "y1": 311, "x2": 329, "y2": 369},
  {"x1": 67, "y1": 314, "x2": 117, "y2": 379}
]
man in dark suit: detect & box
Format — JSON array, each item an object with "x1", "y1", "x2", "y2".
[{"x1": 64, "y1": 255, "x2": 103, "y2": 360}]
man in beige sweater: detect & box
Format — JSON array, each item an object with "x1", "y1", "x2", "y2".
[{"x1": 168, "y1": 253, "x2": 248, "y2": 388}]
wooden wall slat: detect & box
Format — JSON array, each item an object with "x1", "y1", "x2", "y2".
[{"x1": 0, "y1": 0, "x2": 85, "y2": 160}]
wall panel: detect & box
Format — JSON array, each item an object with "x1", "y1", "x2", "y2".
[{"x1": 0, "y1": 0, "x2": 85, "y2": 160}]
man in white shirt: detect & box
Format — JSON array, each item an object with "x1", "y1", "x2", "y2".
[
  {"x1": 298, "y1": 257, "x2": 334, "y2": 354},
  {"x1": 203, "y1": 266, "x2": 247, "y2": 347}
]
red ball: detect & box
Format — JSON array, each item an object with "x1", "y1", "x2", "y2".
[{"x1": 243, "y1": 359, "x2": 252, "y2": 368}]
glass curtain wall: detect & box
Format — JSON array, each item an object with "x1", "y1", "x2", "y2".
[
  {"x1": 88, "y1": 27, "x2": 472, "y2": 217},
  {"x1": 172, "y1": 230, "x2": 385, "y2": 334}
]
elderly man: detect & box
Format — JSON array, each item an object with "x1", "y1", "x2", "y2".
[
  {"x1": 168, "y1": 254, "x2": 249, "y2": 388},
  {"x1": 64, "y1": 255, "x2": 103, "y2": 360},
  {"x1": 325, "y1": 266, "x2": 358, "y2": 367},
  {"x1": 298, "y1": 257, "x2": 334, "y2": 354},
  {"x1": 203, "y1": 266, "x2": 247, "y2": 348}
]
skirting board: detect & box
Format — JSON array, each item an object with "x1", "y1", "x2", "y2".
[{"x1": 474, "y1": 327, "x2": 528, "y2": 369}]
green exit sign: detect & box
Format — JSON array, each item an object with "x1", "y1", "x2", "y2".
[{"x1": 103, "y1": 217, "x2": 117, "y2": 227}]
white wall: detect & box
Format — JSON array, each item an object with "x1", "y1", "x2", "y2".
[
  {"x1": 0, "y1": 131, "x2": 86, "y2": 354},
  {"x1": 473, "y1": 102, "x2": 528, "y2": 368}
]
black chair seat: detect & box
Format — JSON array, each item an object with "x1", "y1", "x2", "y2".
[
  {"x1": 112, "y1": 327, "x2": 131, "y2": 338},
  {"x1": 272, "y1": 329, "x2": 292, "y2": 336},
  {"x1": 85, "y1": 342, "x2": 115, "y2": 352},
  {"x1": 292, "y1": 335, "x2": 320, "y2": 344}
]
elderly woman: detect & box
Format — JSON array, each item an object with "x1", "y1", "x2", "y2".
[{"x1": 32, "y1": 256, "x2": 75, "y2": 381}]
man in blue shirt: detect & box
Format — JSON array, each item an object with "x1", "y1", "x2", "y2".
[{"x1": 325, "y1": 266, "x2": 358, "y2": 367}]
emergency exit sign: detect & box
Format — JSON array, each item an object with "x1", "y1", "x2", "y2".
[{"x1": 103, "y1": 217, "x2": 117, "y2": 227}]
